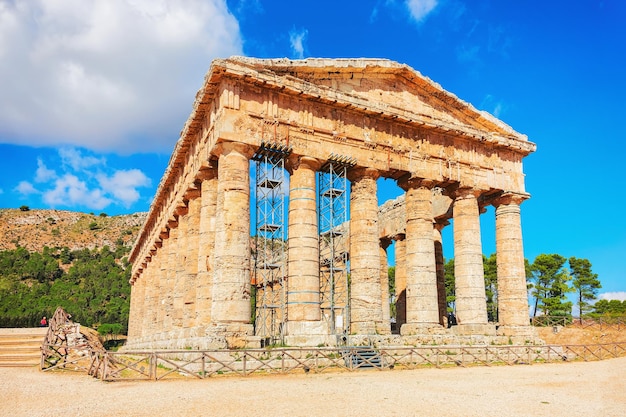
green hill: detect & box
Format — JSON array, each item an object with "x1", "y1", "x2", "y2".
[{"x1": 0, "y1": 208, "x2": 146, "y2": 332}]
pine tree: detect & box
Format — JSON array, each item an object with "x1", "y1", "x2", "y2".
[
  {"x1": 569, "y1": 257, "x2": 601, "y2": 318},
  {"x1": 529, "y1": 254, "x2": 572, "y2": 318}
]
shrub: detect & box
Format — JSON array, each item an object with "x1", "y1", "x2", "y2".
[{"x1": 19, "y1": 205, "x2": 30, "y2": 212}]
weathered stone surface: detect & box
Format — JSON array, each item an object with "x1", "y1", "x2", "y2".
[
  {"x1": 126, "y1": 57, "x2": 537, "y2": 349},
  {"x1": 453, "y1": 188, "x2": 489, "y2": 327},
  {"x1": 287, "y1": 156, "x2": 322, "y2": 323},
  {"x1": 349, "y1": 168, "x2": 384, "y2": 334},
  {"x1": 494, "y1": 193, "x2": 530, "y2": 328}
]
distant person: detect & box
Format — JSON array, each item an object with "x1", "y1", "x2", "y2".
[{"x1": 40, "y1": 316, "x2": 47, "y2": 327}]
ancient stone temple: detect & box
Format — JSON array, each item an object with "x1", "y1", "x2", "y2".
[{"x1": 126, "y1": 57, "x2": 536, "y2": 350}]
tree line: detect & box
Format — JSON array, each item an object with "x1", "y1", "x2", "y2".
[
  {"x1": 446, "y1": 253, "x2": 616, "y2": 320},
  {"x1": 390, "y1": 253, "x2": 622, "y2": 321},
  {"x1": 0, "y1": 245, "x2": 131, "y2": 332}
]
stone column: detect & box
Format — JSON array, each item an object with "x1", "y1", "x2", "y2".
[
  {"x1": 348, "y1": 167, "x2": 385, "y2": 335},
  {"x1": 379, "y1": 238, "x2": 392, "y2": 333},
  {"x1": 494, "y1": 192, "x2": 531, "y2": 332},
  {"x1": 173, "y1": 206, "x2": 188, "y2": 329},
  {"x1": 196, "y1": 167, "x2": 218, "y2": 328},
  {"x1": 434, "y1": 221, "x2": 448, "y2": 326},
  {"x1": 141, "y1": 261, "x2": 155, "y2": 339},
  {"x1": 149, "y1": 244, "x2": 162, "y2": 341},
  {"x1": 211, "y1": 142, "x2": 254, "y2": 343},
  {"x1": 393, "y1": 234, "x2": 407, "y2": 333},
  {"x1": 128, "y1": 276, "x2": 144, "y2": 340},
  {"x1": 399, "y1": 178, "x2": 440, "y2": 334},
  {"x1": 452, "y1": 188, "x2": 491, "y2": 334},
  {"x1": 156, "y1": 237, "x2": 167, "y2": 339},
  {"x1": 163, "y1": 224, "x2": 178, "y2": 334},
  {"x1": 183, "y1": 190, "x2": 201, "y2": 329},
  {"x1": 142, "y1": 253, "x2": 156, "y2": 338},
  {"x1": 286, "y1": 156, "x2": 326, "y2": 339}
]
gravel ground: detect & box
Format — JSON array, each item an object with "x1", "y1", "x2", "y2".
[{"x1": 1, "y1": 357, "x2": 624, "y2": 417}]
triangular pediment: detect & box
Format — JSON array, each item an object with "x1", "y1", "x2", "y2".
[{"x1": 212, "y1": 57, "x2": 529, "y2": 143}]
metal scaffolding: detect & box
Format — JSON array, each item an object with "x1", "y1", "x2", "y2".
[
  {"x1": 318, "y1": 154, "x2": 355, "y2": 335},
  {"x1": 252, "y1": 142, "x2": 291, "y2": 345}
]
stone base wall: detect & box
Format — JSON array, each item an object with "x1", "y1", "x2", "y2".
[{"x1": 123, "y1": 326, "x2": 542, "y2": 351}]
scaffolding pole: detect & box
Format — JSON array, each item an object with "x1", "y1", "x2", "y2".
[
  {"x1": 252, "y1": 142, "x2": 291, "y2": 345},
  {"x1": 318, "y1": 154, "x2": 356, "y2": 335}
]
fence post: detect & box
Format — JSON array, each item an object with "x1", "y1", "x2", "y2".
[{"x1": 151, "y1": 353, "x2": 157, "y2": 381}]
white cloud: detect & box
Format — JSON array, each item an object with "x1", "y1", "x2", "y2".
[
  {"x1": 98, "y1": 169, "x2": 151, "y2": 207},
  {"x1": 15, "y1": 181, "x2": 39, "y2": 196},
  {"x1": 21, "y1": 147, "x2": 151, "y2": 211},
  {"x1": 43, "y1": 173, "x2": 112, "y2": 210},
  {"x1": 289, "y1": 28, "x2": 308, "y2": 59},
  {"x1": 0, "y1": 0, "x2": 242, "y2": 153},
  {"x1": 59, "y1": 147, "x2": 104, "y2": 172},
  {"x1": 35, "y1": 158, "x2": 57, "y2": 183},
  {"x1": 405, "y1": 0, "x2": 438, "y2": 23},
  {"x1": 599, "y1": 292, "x2": 626, "y2": 302}
]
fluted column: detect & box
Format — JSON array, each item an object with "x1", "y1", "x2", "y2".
[
  {"x1": 494, "y1": 192, "x2": 531, "y2": 329},
  {"x1": 286, "y1": 156, "x2": 322, "y2": 325},
  {"x1": 393, "y1": 234, "x2": 407, "y2": 332},
  {"x1": 183, "y1": 190, "x2": 201, "y2": 328},
  {"x1": 434, "y1": 221, "x2": 448, "y2": 326},
  {"x1": 452, "y1": 188, "x2": 490, "y2": 332},
  {"x1": 399, "y1": 178, "x2": 440, "y2": 334},
  {"x1": 349, "y1": 167, "x2": 385, "y2": 335},
  {"x1": 211, "y1": 142, "x2": 254, "y2": 336},
  {"x1": 196, "y1": 167, "x2": 218, "y2": 327},
  {"x1": 379, "y1": 238, "x2": 392, "y2": 333}
]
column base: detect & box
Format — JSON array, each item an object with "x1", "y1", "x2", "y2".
[
  {"x1": 496, "y1": 325, "x2": 539, "y2": 339},
  {"x1": 452, "y1": 323, "x2": 497, "y2": 336},
  {"x1": 400, "y1": 323, "x2": 445, "y2": 336},
  {"x1": 284, "y1": 321, "x2": 333, "y2": 347}
]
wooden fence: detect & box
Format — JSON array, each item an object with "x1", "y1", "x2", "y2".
[
  {"x1": 531, "y1": 316, "x2": 625, "y2": 330},
  {"x1": 41, "y1": 314, "x2": 626, "y2": 381},
  {"x1": 39, "y1": 341, "x2": 624, "y2": 381}
]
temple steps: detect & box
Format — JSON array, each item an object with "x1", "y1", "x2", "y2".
[
  {"x1": 342, "y1": 347, "x2": 384, "y2": 369},
  {"x1": 0, "y1": 328, "x2": 47, "y2": 367}
]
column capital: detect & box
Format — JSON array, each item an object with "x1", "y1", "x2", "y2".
[
  {"x1": 183, "y1": 186, "x2": 201, "y2": 201},
  {"x1": 286, "y1": 154, "x2": 322, "y2": 173},
  {"x1": 212, "y1": 141, "x2": 255, "y2": 159},
  {"x1": 397, "y1": 175, "x2": 436, "y2": 191},
  {"x1": 347, "y1": 166, "x2": 380, "y2": 182},
  {"x1": 492, "y1": 191, "x2": 530, "y2": 207},
  {"x1": 196, "y1": 161, "x2": 218, "y2": 181},
  {"x1": 447, "y1": 185, "x2": 484, "y2": 200}
]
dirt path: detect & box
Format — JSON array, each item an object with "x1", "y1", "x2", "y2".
[{"x1": 1, "y1": 356, "x2": 624, "y2": 417}]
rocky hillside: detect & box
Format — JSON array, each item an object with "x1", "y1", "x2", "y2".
[{"x1": 0, "y1": 208, "x2": 146, "y2": 252}]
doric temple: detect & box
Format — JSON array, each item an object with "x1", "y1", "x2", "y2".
[{"x1": 126, "y1": 57, "x2": 537, "y2": 350}]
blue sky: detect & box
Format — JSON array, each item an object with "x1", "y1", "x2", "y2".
[{"x1": 0, "y1": 1, "x2": 624, "y2": 302}]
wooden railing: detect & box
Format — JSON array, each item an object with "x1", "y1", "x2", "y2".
[
  {"x1": 531, "y1": 316, "x2": 626, "y2": 330},
  {"x1": 79, "y1": 342, "x2": 626, "y2": 381},
  {"x1": 41, "y1": 312, "x2": 626, "y2": 381}
]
